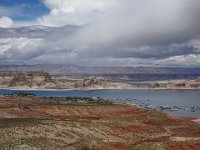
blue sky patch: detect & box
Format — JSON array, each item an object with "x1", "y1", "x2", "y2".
[{"x1": 0, "y1": 0, "x2": 50, "y2": 21}]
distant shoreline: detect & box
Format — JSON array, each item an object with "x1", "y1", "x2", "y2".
[
  {"x1": 0, "y1": 87, "x2": 200, "y2": 92},
  {"x1": 192, "y1": 118, "x2": 200, "y2": 123}
]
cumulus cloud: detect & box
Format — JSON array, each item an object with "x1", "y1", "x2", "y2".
[
  {"x1": 38, "y1": 0, "x2": 118, "y2": 26},
  {"x1": 0, "y1": 17, "x2": 13, "y2": 28}
]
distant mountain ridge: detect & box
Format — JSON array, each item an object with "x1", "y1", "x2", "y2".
[
  {"x1": 0, "y1": 64, "x2": 200, "y2": 75},
  {"x1": 0, "y1": 64, "x2": 200, "y2": 81}
]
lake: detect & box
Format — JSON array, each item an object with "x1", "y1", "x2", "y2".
[{"x1": 0, "y1": 89, "x2": 199, "y2": 119}]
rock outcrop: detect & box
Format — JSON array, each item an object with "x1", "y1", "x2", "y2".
[
  {"x1": 83, "y1": 76, "x2": 107, "y2": 87},
  {"x1": 81, "y1": 76, "x2": 131, "y2": 89},
  {"x1": 0, "y1": 71, "x2": 54, "y2": 88},
  {"x1": 152, "y1": 77, "x2": 200, "y2": 89}
]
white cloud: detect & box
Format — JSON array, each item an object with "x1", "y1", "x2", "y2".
[
  {"x1": 0, "y1": 37, "x2": 43, "y2": 60},
  {"x1": 38, "y1": 0, "x2": 118, "y2": 26},
  {"x1": 0, "y1": 17, "x2": 13, "y2": 28},
  {"x1": 154, "y1": 54, "x2": 200, "y2": 67}
]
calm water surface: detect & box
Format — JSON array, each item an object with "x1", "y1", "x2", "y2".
[{"x1": 0, "y1": 89, "x2": 199, "y2": 118}]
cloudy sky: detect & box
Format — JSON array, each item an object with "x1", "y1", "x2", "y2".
[{"x1": 0, "y1": 0, "x2": 200, "y2": 66}]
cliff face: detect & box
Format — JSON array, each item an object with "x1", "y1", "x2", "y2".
[
  {"x1": 80, "y1": 76, "x2": 131, "y2": 89},
  {"x1": 83, "y1": 76, "x2": 107, "y2": 87},
  {"x1": 0, "y1": 72, "x2": 130, "y2": 89},
  {"x1": 151, "y1": 77, "x2": 200, "y2": 89},
  {"x1": 0, "y1": 71, "x2": 54, "y2": 88},
  {"x1": 1, "y1": 71, "x2": 199, "y2": 90}
]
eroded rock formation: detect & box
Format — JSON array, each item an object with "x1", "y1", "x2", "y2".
[{"x1": 0, "y1": 71, "x2": 54, "y2": 88}]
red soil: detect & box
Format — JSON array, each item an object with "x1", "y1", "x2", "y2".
[{"x1": 109, "y1": 142, "x2": 127, "y2": 150}]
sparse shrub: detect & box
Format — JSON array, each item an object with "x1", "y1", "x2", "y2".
[{"x1": 12, "y1": 92, "x2": 36, "y2": 97}]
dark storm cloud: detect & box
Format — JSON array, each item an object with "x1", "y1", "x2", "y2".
[{"x1": 65, "y1": 0, "x2": 200, "y2": 60}]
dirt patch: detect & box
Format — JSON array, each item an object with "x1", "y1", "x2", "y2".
[
  {"x1": 171, "y1": 137, "x2": 200, "y2": 142},
  {"x1": 168, "y1": 143, "x2": 200, "y2": 150}
]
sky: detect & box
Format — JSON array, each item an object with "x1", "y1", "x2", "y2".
[
  {"x1": 0, "y1": 0, "x2": 200, "y2": 66},
  {"x1": 0, "y1": 0, "x2": 49, "y2": 26}
]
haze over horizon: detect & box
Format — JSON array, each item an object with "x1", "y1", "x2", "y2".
[{"x1": 0, "y1": 0, "x2": 200, "y2": 67}]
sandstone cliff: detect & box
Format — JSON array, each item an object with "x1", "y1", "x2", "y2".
[
  {"x1": 151, "y1": 77, "x2": 200, "y2": 89},
  {"x1": 81, "y1": 76, "x2": 131, "y2": 89},
  {"x1": 0, "y1": 71, "x2": 54, "y2": 89},
  {"x1": 83, "y1": 76, "x2": 108, "y2": 87}
]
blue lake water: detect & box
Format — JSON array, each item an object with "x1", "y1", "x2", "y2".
[{"x1": 0, "y1": 89, "x2": 199, "y2": 119}]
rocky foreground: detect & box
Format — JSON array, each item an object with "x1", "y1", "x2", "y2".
[{"x1": 0, "y1": 94, "x2": 200, "y2": 150}]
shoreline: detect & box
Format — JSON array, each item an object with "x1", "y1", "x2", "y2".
[
  {"x1": 117, "y1": 101, "x2": 200, "y2": 124},
  {"x1": 0, "y1": 88, "x2": 199, "y2": 124},
  {"x1": 192, "y1": 118, "x2": 200, "y2": 123},
  {"x1": 0, "y1": 87, "x2": 200, "y2": 92}
]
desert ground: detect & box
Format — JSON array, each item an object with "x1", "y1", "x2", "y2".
[{"x1": 0, "y1": 94, "x2": 200, "y2": 150}]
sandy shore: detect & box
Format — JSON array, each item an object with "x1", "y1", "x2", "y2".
[{"x1": 192, "y1": 118, "x2": 200, "y2": 123}]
